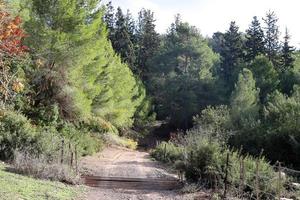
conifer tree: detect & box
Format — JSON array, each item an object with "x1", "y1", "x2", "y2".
[
  {"x1": 245, "y1": 16, "x2": 265, "y2": 62},
  {"x1": 220, "y1": 21, "x2": 245, "y2": 92},
  {"x1": 263, "y1": 11, "x2": 280, "y2": 68},
  {"x1": 104, "y1": 1, "x2": 115, "y2": 42},
  {"x1": 210, "y1": 32, "x2": 225, "y2": 55},
  {"x1": 279, "y1": 28, "x2": 296, "y2": 94},
  {"x1": 125, "y1": 9, "x2": 136, "y2": 45},
  {"x1": 149, "y1": 18, "x2": 219, "y2": 129},
  {"x1": 249, "y1": 56, "x2": 279, "y2": 102},
  {"x1": 231, "y1": 68, "x2": 260, "y2": 128},
  {"x1": 25, "y1": 0, "x2": 145, "y2": 128},
  {"x1": 113, "y1": 7, "x2": 135, "y2": 69},
  {"x1": 280, "y1": 28, "x2": 295, "y2": 72},
  {"x1": 136, "y1": 9, "x2": 160, "y2": 80}
]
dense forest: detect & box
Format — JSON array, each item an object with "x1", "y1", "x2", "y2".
[
  {"x1": 103, "y1": 1, "x2": 300, "y2": 170},
  {"x1": 0, "y1": 0, "x2": 300, "y2": 199}
]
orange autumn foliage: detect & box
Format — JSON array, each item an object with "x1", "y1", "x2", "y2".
[
  {"x1": 0, "y1": 10, "x2": 28, "y2": 56},
  {"x1": 0, "y1": 6, "x2": 28, "y2": 101}
]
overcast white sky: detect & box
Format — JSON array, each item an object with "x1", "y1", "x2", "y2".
[{"x1": 103, "y1": 0, "x2": 300, "y2": 48}]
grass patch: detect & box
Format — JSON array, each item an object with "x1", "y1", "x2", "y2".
[{"x1": 0, "y1": 162, "x2": 84, "y2": 200}]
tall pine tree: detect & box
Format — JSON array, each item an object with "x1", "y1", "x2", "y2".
[
  {"x1": 220, "y1": 21, "x2": 245, "y2": 93},
  {"x1": 279, "y1": 28, "x2": 296, "y2": 94},
  {"x1": 104, "y1": 1, "x2": 115, "y2": 43},
  {"x1": 136, "y1": 9, "x2": 160, "y2": 80},
  {"x1": 245, "y1": 16, "x2": 265, "y2": 62},
  {"x1": 25, "y1": 0, "x2": 146, "y2": 128},
  {"x1": 263, "y1": 11, "x2": 280, "y2": 68},
  {"x1": 280, "y1": 28, "x2": 295, "y2": 72},
  {"x1": 125, "y1": 9, "x2": 136, "y2": 46},
  {"x1": 113, "y1": 7, "x2": 135, "y2": 69}
]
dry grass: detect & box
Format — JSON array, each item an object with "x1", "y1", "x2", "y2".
[{"x1": 12, "y1": 151, "x2": 81, "y2": 185}]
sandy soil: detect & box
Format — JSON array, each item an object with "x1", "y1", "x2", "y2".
[{"x1": 80, "y1": 146, "x2": 210, "y2": 200}]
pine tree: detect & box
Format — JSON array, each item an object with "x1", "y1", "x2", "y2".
[
  {"x1": 231, "y1": 68, "x2": 260, "y2": 128},
  {"x1": 280, "y1": 28, "x2": 295, "y2": 72},
  {"x1": 279, "y1": 28, "x2": 296, "y2": 94},
  {"x1": 263, "y1": 11, "x2": 280, "y2": 67},
  {"x1": 136, "y1": 9, "x2": 160, "y2": 80},
  {"x1": 25, "y1": 0, "x2": 145, "y2": 128},
  {"x1": 210, "y1": 32, "x2": 225, "y2": 55},
  {"x1": 113, "y1": 7, "x2": 135, "y2": 69},
  {"x1": 220, "y1": 21, "x2": 245, "y2": 92},
  {"x1": 249, "y1": 56, "x2": 279, "y2": 102},
  {"x1": 104, "y1": 1, "x2": 115, "y2": 42},
  {"x1": 245, "y1": 16, "x2": 265, "y2": 62},
  {"x1": 125, "y1": 9, "x2": 136, "y2": 45},
  {"x1": 148, "y1": 18, "x2": 219, "y2": 129}
]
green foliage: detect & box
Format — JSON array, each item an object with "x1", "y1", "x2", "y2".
[
  {"x1": 279, "y1": 30, "x2": 296, "y2": 94},
  {"x1": 231, "y1": 68, "x2": 260, "y2": 128},
  {"x1": 0, "y1": 109, "x2": 38, "y2": 160},
  {"x1": 249, "y1": 55, "x2": 279, "y2": 102},
  {"x1": 150, "y1": 141, "x2": 184, "y2": 163},
  {"x1": 103, "y1": 1, "x2": 115, "y2": 43},
  {"x1": 83, "y1": 116, "x2": 118, "y2": 134},
  {"x1": 209, "y1": 32, "x2": 225, "y2": 55},
  {"x1": 5, "y1": 1, "x2": 300, "y2": 188},
  {"x1": 228, "y1": 151, "x2": 279, "y2": 198},
  {"x1": 57, "y1": 122, "x2": 103, "y2": 156},
  {"x1": 0, "y1": 107, "x2": 102, "y2": 161},
  {"x1": 148, "y1": 17, "x2": 219, "y2": 129},
  {"x1": 219, "y1": 21, "x2": 245, "y2": 93},
  {"x1": 263, "y1": 11, "x2": 281, "y2": 68},
  {"x1": 152, "y1": 131, "x2": 279, "y2": 198},
  {"x1": 112, "y1": 7, "x2": 135, "y2": 68},
  {"x1": 103, "y1": 133, "x2": 138, "y2": 150},
  {"x1": 184, "y1": 134, "x2": 223, "y2": 182},
  {"x1": 0, "y1": 163, "x2": 83, "y2": 200},
  {"x1": 193, "y1": 105, "x2": 232, "y2": 143},
  {"x1": 280, "y1": 29, "x2": 295, "y2": 72},
  {"x1": 262, "y1": 87, "x2": 300, "y2": 167},
  {"x1": 136, "y1": 8, "x2": 160, "y2": 80},
  {"x1": 245, "y1": 16, "x2": 265, "y2": 62},
  {"x1": 23, "y1": 0, "x2": 147, "y2": 129}
]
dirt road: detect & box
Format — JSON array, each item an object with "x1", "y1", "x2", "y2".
[{"x1": 80, "y1": 146, "x2": 209, "y2": 200}]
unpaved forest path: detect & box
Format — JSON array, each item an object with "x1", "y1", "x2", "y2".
[{"x1": 80, "y1": 146, "x2": 210, "y2": 200}]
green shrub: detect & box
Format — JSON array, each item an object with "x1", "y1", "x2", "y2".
[
  {"x1": 0, "y1": 109, "x2": 38, "y2": 160},
  {"x1": 35, "y1": 126, "x2": 62, "y2": 161},
  {"x1": 228, "y1": 151, "x2": 279, "y2": 198},
  {"x1": 103, "y1": 133, "x2": 138, "y2": 150},
  {"x1": 193, "y1": 105, "x2": 232, "y2": 143},
  {"x1": 0, "y1": 109, "x2": 103, "y2": 162},
  {"x1": 83, "y1": 116, "x2": 118, "y2": 134},
  {"x1": 184, "y1": 134, "x2": 223, "y2": 182},
  {"x1": 184, "y1": 133, "x2": 279, "y2": 198},
  {"x1": 58, "y1": 122, "x2": 103, "y2": 156},
  {"x1": 150, "y1": 141, "x2": 184, "y2": 163},
  {"x1": 78, "y1": 133, "x2": 103, "y2": 156},
  {"x1": 152, "y1": 131, "x2": 281, "y2": 199}
]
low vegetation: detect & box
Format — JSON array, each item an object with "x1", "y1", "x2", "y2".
[
  {"x1": 103, "y1": 133, "x2": 138, "y2": 150},
  {"x1": 0, "y1": 162, "x2": 83, "y2": 200},
  {"x1": 13, "y1": 151, "x2": 81, "y2": 184},
  {"x1": 151, "y1": 132, "x2": 278, "y2": 198}
]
